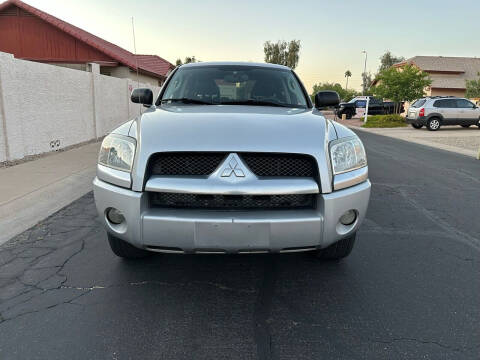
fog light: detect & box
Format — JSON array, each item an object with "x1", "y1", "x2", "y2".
[
  {"x1": 107, "y1": 208, "x2": 125, "y2": 224},
  {"x1": 340, "y1": 210, "x2": 357, "y2": 225}
]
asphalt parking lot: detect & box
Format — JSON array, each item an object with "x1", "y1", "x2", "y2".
[{"x1": 1, "y1": 130, "x2": 479, "y2": 360}]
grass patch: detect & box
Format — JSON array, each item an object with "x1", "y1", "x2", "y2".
[{"x1": 362, "y1": 114, "x2": 407, "y2": 128}]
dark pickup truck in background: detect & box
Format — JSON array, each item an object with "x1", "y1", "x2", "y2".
[{"x1": 336, "y1": 96, "x2": 404, "y2": 119}]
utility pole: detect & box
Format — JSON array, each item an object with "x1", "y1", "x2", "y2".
[{"x1": 362, "y1": 50, "x2": 367, "y2": 95}]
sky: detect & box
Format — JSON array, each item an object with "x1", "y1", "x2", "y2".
[{"x1": 19, "y1": 0, "x2": 480, "y2": 92}]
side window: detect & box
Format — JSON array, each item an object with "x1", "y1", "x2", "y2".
[
  {"x1": 445, "y1": 99, "x2": 457, "y2": 108},
  {"x1": 456, "y1": 99, "x2": 474, "y2": 108},
  {"x1": 434, "y1": 99, "x2": 456, "y2": 108}
]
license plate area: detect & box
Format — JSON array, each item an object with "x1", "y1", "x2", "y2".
[{"x1": 195, "y1": 221, "x2": 270, "y2": 249}]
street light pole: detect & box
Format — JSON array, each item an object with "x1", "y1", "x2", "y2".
[
  {"x1": 362, "y1": 50, "x2": 367, "y2": 95},
  {"x1": 362, "y1": 51, "x2": 369, "y2": 124}
]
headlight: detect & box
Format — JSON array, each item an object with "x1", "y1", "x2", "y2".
[
  {"x1": 98, "y1": 134, "x2": 136, "y2": 172},
  {"x1": 329, "y1": 136, "x2": 367, "y2": 175}
]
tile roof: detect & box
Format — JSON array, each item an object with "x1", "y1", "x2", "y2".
[
  {"x1": 394, "y1": 56, "x2": 480, "y2": 90},
  {"x1": 0, "y1": 0, "x2": 174, "y2": 78},
  {"x1": 396, "y1": 56, "x2": 480, "y2": 72},
  {"x1": 135, "y1": 55, "x2": 175, "y2": 78}
]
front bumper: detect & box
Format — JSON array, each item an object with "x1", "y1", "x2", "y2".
[{"x1": 93, "y1": 178, "x2": 371, "y2": 254}]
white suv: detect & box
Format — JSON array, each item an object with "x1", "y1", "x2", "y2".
[{"x1": 406, "y1": 97, "x2": 480, "y2": 131}]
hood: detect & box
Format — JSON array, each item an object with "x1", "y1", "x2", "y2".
[{"x1": 129, "y1": 105, "x2": 339, "y2": 192}]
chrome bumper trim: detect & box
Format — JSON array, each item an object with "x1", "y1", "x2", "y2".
[{"x1": 145, "y1": 176, "x2": 319, "y2": 195}]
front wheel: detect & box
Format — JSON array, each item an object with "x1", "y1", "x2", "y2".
[
  {"x1": 107, "y1": 233, "x2": 151, "y2": 259},
  {"x1": 461, "y1": 124, "x2": 471, "y2": 128},
  {"x1": 427, "y1": 118, "x2": 441, "y2": 131},
  {"x1": 411, "y1": 123, "x2": 423, "y2": 129},
  {"x1": 314, "y1": 233, "x2": 356, "y2": 260}
]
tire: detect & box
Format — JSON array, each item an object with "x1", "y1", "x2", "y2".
[
  {"x1": 107, "y1": 233, "x2": 151, "y2": 259},
  {"x1": 427, "y1": 118, "x2": 441, "y2": 131},
  {"x1": 315, "y1": 233, "x2": 356, "y2": 260},
  {"x1": 461, "y1": 124, "x2": 471, "y2": 128},
  {"x1": 411, "y1": 123, "x2": 423, "y2": 129},
  {"x1": 346, "y1": 111, "x2": 353, "y2": 119}
]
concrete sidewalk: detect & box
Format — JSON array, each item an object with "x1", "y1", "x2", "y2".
[{"x1": 0, "y1": 142, "x2": 100, "y2": 245}]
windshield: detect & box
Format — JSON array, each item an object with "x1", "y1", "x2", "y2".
[{"x1": 160, "y1": 65, "x2": 308, "y2": 108}]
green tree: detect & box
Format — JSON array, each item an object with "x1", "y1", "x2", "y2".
[
  {"x1": 175, "y1": 56, "x2": 198, "y2": 66},
  {"x1": 344, "y1": 70, "x2": 352, "y2": 90},
  {"x1": 361, "y1": 72, "x2": 373, "y2": 95},
  {"x1": 311, "y1": 82, "x2": 358, "y2": 102},
  {"x1": 373, "y1": 64, "x2": 431, "y2": 113},
  {"x1": 465, "y1": 72, "x2": 480, "y2": 98},
  {"x1": 378, "y1": 51, "x2": 405, "y2": 72},
  {"x1": 264, "y1": 40, "x2": 301, "y2": 69}
]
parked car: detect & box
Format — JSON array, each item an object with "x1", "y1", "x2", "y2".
[
  {"x1": 406, "y1": 96, "x2": 480, "y2": 131},
  {"x1": 336, "y1": 96, "x2": 403, "y2": 119},
  {"x1": 93, "y1": 62, "x2": 371, "y2": 261}
]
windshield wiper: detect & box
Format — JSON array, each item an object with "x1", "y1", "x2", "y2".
[
  {"x1": 160, "y1": 98, "x2": 213, "y2": 105},
  {"x1": 220, "y1": 99, "x2": 292, "y2": 108}
]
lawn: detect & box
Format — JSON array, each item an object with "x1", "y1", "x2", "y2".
[{"x1": 362, "y1": 114, "x2": 407, "y2": 128}]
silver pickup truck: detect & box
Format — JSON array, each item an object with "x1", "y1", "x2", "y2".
[{"x1": 93, "y1": 62, "x2": 371, "y2": 261}]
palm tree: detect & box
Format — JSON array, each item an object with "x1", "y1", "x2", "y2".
[{"x1": 344, "y1": 70, "x2": 352, "y2": 90}]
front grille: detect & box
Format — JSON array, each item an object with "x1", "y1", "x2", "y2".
[
  {"x1": 149, "y1": 152, "x2": 227, "y2": 176},
  {"x1": 241, "y1": 153, "x2": 316, "y2": 177},
  {"x1": 148, "y1": 152, "x2": 317, "y2": 178},
  {"x1": 150, "y1": 193, "x2": 316, "y2": 210}
]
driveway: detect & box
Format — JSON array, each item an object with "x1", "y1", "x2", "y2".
[
  {"x1": 333, "y1": 115, "x2": 480, "y2": 158},
  {"x1": 1, "y1": 131, "x2": 479, "y2": 359}
]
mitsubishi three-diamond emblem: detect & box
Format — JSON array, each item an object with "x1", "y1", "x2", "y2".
[{"x1": 221, "y1": 154, "x2": 245, "y2": 178}]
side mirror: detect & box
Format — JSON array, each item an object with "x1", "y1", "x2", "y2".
[
  {"x1": 314, "y1": 91, "x2": 340, "y2": 108},
  {"x1": 131, "y1": 88, "x2": 153, "y2": 106}
]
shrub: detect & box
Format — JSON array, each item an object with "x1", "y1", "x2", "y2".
[{"x1": 362, "y1": 114, "x2": 407, "y2": 128}]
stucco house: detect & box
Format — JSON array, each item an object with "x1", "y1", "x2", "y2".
[
  {"x1": 393, "y1": 56, "x2": 480, "y2": 98},
  {"x1": 0, "y1": 0, "x2": 174, "y2": 86}
]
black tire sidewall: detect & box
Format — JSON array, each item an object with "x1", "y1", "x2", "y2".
[
  {"x1": 107, "y1": 233, "x2": 150, "y2": 259},
  {"x1": 316, "y1": 233, "x2": 357, "y2": 260}
]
